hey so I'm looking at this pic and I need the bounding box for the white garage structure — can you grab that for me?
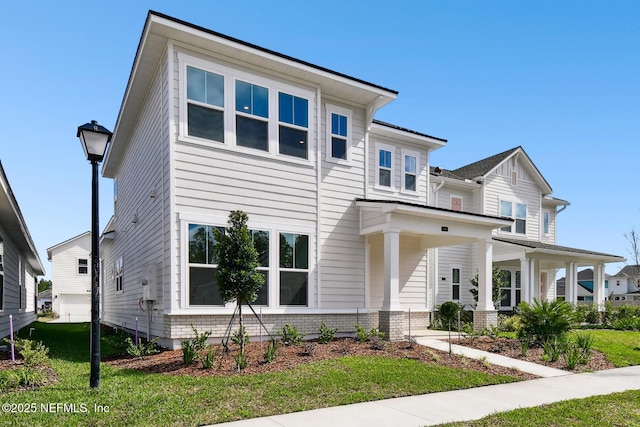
[47,232,92,322]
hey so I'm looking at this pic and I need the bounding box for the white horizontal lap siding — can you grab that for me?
[437,187,473,211]
[485,173,541,240]
[102,63,166,330]
[320,104,365,309]
[51,239,91,296]
[436,244,473,306]
[541,206,557,244]
[399,236,427,309]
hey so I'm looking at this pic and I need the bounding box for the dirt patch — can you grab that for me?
[457,336,615,372]
[105,338,540,379]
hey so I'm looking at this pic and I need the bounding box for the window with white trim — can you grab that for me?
[500,200,527,234]
[0,240,3,310]
[235,80,269,151]
[543,210,550,236]
[452,268,460,300]
[18,256,24,310]
[278,92,308,159]
[450,196,463,211]
[186,66,225,142]
[115,257,123,293]
[376,143,394,188]
[188,224,224,306]
[78,258,88,275]
[326,105,352,162]
[251,230,270,306]
[401,149,419,192]
[279,233,308,306]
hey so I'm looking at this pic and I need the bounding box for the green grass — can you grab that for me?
[1,322,523,426]
[574,329,640,367]
[440,389,640,426]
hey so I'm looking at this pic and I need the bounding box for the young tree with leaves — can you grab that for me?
[213,210,264,365]
[469,267,508,309]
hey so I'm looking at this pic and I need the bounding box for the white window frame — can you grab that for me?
[78,258,89,275]
[451,266,461,301]
[325,104,352,164]
[277,92,310,160]
[450,195,463,212]
[542,209,550,236]
[178,52,315,165]
[498,198,527,235]
[375,142,395,190]
[401,148,420,194]
[278,231,310,307]
[115,257,123,293]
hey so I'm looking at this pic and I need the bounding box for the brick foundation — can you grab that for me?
[378,311,404,341]
[473,309,498,332]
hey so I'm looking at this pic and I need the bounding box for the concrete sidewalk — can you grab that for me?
[213,366,640,427]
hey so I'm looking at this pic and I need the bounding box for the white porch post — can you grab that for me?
[477,238,493,311]
[382,228,401,310]
[594,263,606,311]
[565,262,577,305]
[474,238,497,331]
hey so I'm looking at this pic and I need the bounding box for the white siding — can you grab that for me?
[436,244,474,306]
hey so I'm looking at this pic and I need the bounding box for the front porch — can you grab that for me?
[357,199,512,340]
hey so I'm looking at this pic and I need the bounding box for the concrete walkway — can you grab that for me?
[212,333,640,427]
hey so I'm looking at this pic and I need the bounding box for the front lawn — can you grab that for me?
[578,329,640,367]
[1,322,523,426]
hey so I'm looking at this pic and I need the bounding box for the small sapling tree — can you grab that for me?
[213,210,265,366]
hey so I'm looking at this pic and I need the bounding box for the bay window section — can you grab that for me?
[186,66,224,142]
[235,81,269,151]
[188,224,224,306]
[279,233,308,306]
[278,92,308,159]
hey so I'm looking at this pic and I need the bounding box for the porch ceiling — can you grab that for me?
[493,237,626,268]
[356,199,512,248]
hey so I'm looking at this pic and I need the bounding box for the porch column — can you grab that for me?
[474,238,497,331]
[565,262,578,305]
[520,258,533,304]
[380,228,403,341]
[594,263,606,312]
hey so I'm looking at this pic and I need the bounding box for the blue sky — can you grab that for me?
[1,1,638,278]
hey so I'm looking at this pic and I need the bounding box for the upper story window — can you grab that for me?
[235,80,269,151]
[278,92,308,159]
[187,66,225,143]
[401,149,419,192]
[500,200,527,234]
[326,105,352,163]
[115,257,124,293]
[543,210,550,236]
[78,259,88,275]
[376,143,394,188]
[451,196,463,211]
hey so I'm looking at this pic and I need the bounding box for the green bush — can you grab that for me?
[517,299,576,346]
[231,326,250,347]
[181,340,198,365]
[0,367,45,390]
[280,324,304,346]
[263,339,277,363]
[201,347,217,369]
[498,314,522,332]
[125,337,159,359]
[542,337,565,362]
[318,321,338,344]
[11,338,50,367]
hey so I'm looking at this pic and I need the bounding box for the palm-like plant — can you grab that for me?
[517,298,576,346]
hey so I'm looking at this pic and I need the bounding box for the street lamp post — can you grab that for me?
[77,120,112,389]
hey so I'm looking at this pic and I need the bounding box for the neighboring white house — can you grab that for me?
[37,288,52,311]
[46,232,92,322]
[98,11,624,347]
[0,161,45,338]
[608,265,640,305]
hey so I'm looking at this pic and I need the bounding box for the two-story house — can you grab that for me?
[608,265,640,305]
[0,161,45,338]
[98,11,622,347]
[46,232,92,322]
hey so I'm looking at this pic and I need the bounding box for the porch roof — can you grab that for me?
[493,237,625,265]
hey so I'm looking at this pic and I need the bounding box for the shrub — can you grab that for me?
[563,342,583,370]
[517,299,576,346]
[498,314,522,332]
[125,337,159,359]
[234,352,248,371]
[354,324,370,343]
[280,324,304,346]
[181,340,198,365]
[13,339,50,367]
[263,339,277,363]
[0,367,45,390]
[542,337,565,362]
[574,331,594,360]
[231,326,250,347]
[190,325,211,351]
[318,321,338,344]
[201,347,217,369]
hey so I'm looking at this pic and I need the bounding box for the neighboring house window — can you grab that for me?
[326,105,352,162]
[401,149,419,192]
[452,268,460,300]
[500,270,512,308]
[511,170,518,186]
[515,270,521,306]
[235,80,269,151]
[279,233,308,306]
[188,224,224,306]
[500,200,527,234]
[543,210,550,236]
[451,196,463,211]
[0,240,3,310]
[278,92,308,159]
[115,257,124,293]
[376,143,394,188]
[78,258,88,275]
[186,66,225,142]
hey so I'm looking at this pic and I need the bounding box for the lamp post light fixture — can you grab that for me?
[77,120,112,389]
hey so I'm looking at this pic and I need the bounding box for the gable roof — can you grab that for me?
[613,265,640,278]
[0,161,45,275]
[46,231,91,261]
[451,146,553,194]
[104,11,400,176]
[494,237,625,263]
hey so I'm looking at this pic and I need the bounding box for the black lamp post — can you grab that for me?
[77,120,112,389]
